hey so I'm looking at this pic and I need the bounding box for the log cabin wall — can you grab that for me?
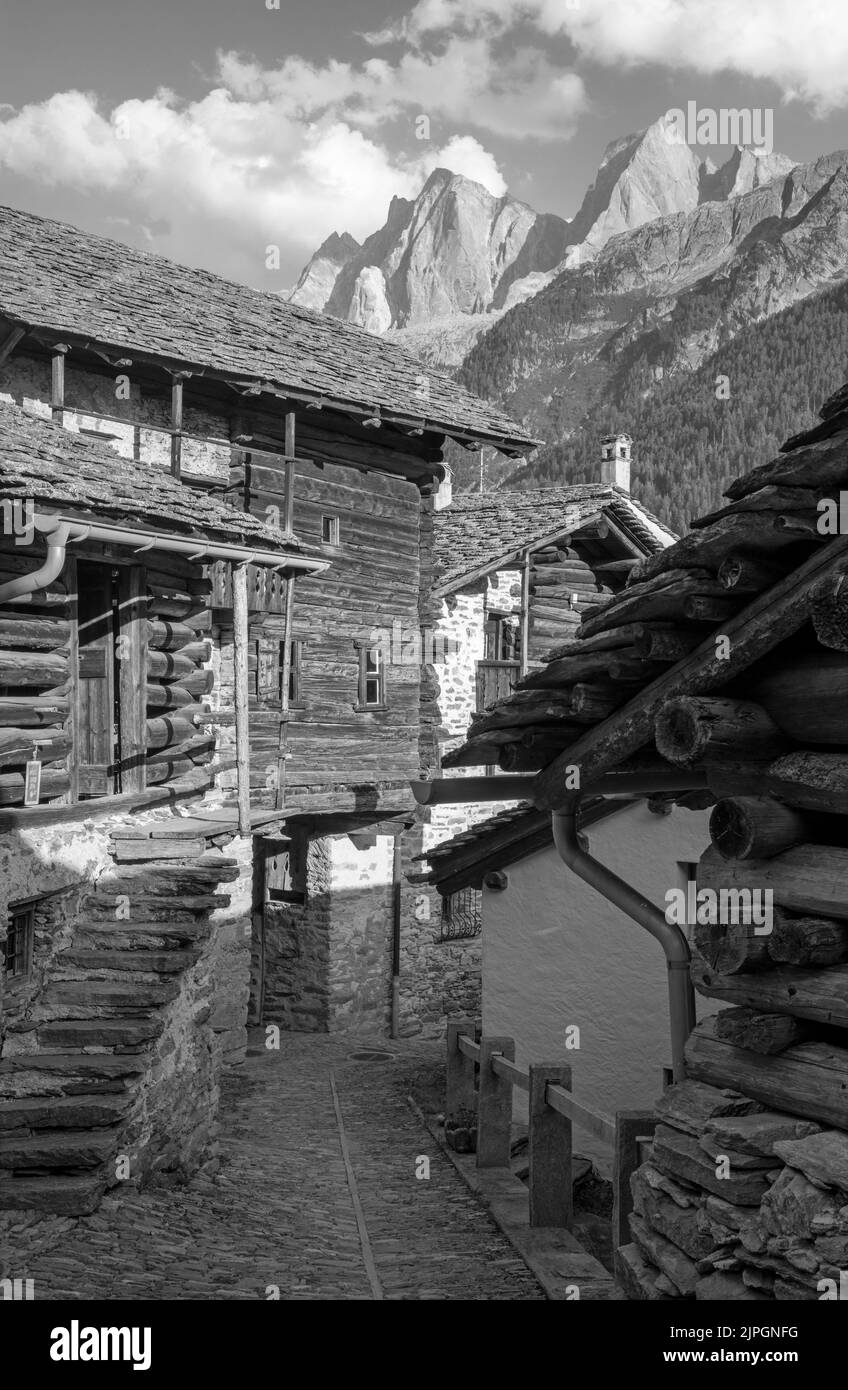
[0,351,434,810]
[223,453,425,807]
[0,519,257,1213]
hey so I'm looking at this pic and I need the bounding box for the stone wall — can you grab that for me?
[256,838,333,1032]
[0,353,230,480]
[0,802,257,1213]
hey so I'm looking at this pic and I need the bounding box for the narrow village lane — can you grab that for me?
[4,1034,546,1301]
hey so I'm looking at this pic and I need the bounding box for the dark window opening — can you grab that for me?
[265,832,307,905]
[286,639,304,706]
[437,888,482,943]
[484,613,520,663]
[4,899,35,978]
[321,515,340,545]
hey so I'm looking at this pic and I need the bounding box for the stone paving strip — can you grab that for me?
[1,1034,546,1301]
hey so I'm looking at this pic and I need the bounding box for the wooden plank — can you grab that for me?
[685,1016,848,1129]
[491,1054,530,1092]
[690,957,848,1028]
[532,538,848,809]
[117,566,147,794]
[232,561,252,835]
[545,1083,616,1147]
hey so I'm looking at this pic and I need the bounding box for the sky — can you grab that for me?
[1,0,848,292]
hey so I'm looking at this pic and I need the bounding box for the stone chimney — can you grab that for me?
[600,433,632,493]
[434,464,453,511]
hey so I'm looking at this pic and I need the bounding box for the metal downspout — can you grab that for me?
[551,806,697,1083]
[0,520,74,603]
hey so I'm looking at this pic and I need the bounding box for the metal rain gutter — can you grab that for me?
[0,510,329,604]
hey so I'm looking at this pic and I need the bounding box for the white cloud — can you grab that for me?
[417,135,507,193]
[382,0,848,115]
[0,78,518,283]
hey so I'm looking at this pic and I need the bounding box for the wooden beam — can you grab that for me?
[275,573,296,810]
[0,323,26,367]
[520,550,531,677]
[170,372,190,478]
[232,562,252,835]
[284,411,297,536]
[51,344,69,425]
[530,537,848,810]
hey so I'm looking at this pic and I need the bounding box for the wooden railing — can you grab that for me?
[447,1018,658,1245]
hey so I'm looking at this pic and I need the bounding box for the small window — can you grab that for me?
[4,899,35,979]
[321,515,340,545]
[437,889,482,943]
[265,833,307,906]
[286,640,304,707]
[356,643,386,710]
[255,637,305,708]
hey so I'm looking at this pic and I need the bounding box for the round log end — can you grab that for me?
[655,699,705,766]
[710,798,753,860]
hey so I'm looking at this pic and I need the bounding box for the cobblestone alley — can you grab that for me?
[1,1034,546,1301]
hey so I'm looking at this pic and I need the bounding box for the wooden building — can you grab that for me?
[0,204,533,1210]
[417,379,848,1300]
[0,400,322,1214]
[403,467,677,1034]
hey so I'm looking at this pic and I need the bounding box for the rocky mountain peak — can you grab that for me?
[289,112,800,340]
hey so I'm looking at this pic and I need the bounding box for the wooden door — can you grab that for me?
[76,561,118,797]
[475,659,520,713]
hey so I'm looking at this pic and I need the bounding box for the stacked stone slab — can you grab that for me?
[617,1079,848,1299]
[0,824,240,1214]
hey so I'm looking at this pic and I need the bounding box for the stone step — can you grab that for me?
[94,864,241,895]
[0,1128,117,1170]
[62,948,199,974]
[0,1172,106,1214]
[75,922,212,946]
[80,895,227,922]
[0,1093,131,1131]
[0,1053,147,1098]
[35,1018,163,1049]
[36,980,181,1017]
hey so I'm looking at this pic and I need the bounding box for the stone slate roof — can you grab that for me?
[0,203,536,453]
[434,485,674,594]
[0,400,310,554]
[415,797,629,890]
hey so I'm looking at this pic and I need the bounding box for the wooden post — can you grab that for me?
[476,1036,514,1169]
[170,373,190,479]
[66,556,80,805]
[117,565,147,793]
[520,550,531,677]
[528,1063,572,1229]
[232,561,252,836]
[446,1017,477,1122]
[51,344,69,425]
[275,572,296,809]
[284,411,297,535]
[613,1110,658,1251]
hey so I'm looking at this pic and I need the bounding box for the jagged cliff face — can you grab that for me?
[289,114,799,341]
[296,171,571,333]
[459,150,848,443]
[289,231,361,313]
